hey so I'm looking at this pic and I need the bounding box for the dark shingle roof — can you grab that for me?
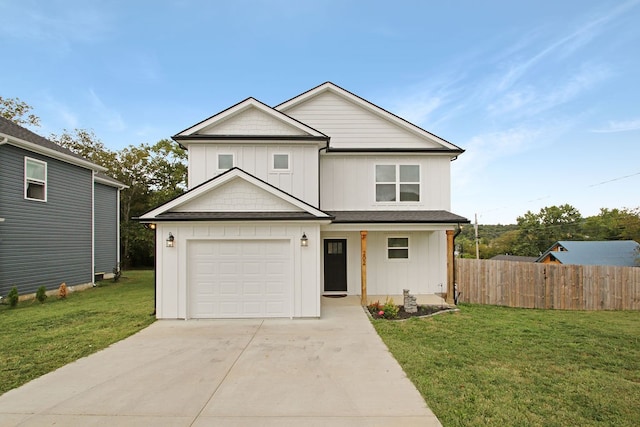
[0,116,91,163]
[328,210,469,223]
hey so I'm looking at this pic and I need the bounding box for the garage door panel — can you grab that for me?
[189,240,291,318]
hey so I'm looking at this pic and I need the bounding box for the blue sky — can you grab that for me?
[2,0,639,224]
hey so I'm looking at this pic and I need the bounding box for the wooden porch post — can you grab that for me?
[446,229,455,305]
[360,230,368,306]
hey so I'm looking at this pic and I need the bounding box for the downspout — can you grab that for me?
[91,171,96,284]
[317,138,329,210]
[453,223,463,305]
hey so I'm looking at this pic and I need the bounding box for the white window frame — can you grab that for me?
[24,157,47,202]
[375,164,420,203]
[387,236,409,260]
[217,153,234,171]
[272,153,290,172]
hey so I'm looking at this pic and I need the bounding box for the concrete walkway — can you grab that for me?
[0,296,441,426]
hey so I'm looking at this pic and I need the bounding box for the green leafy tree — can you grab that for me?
[0,96,40,127]
[583,207,640,242]
[513,204,583,256]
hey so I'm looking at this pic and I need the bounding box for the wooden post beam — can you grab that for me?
[360,230,368,306]
[446,229,456,305]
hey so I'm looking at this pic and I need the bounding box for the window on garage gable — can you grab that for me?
[218,153,234,170]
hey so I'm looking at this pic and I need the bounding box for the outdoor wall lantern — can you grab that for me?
[166,232,175,248]
[300,232,309,247]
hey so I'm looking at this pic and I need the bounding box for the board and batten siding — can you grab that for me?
[282,91,442,149]
[0,145,93,296]
[94,182,118,274]
[321,230,447,296]
[188,143,319,206]
[320,154,451,211]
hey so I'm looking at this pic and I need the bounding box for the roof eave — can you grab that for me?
[1,132,107,172]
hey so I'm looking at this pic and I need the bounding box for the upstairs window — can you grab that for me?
[25,157,47,201]
[387,237,409,259]
[272,153,289,171]
[218,154,234,170]
[375,164,420,202]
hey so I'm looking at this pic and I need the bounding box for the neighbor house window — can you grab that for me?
[218,154,234,170]
[273,153,289,170]
[387,237,409,259]
[25,157,47,201]
[375,164,420,202]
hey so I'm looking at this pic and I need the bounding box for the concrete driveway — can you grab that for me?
[0,296,441,426]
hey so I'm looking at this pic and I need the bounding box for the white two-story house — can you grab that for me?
[140,82,468,319]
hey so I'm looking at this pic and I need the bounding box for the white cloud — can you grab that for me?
[590,118,640,133]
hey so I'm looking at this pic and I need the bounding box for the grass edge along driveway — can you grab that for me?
[0,270,155,395]
[373,304,640,427]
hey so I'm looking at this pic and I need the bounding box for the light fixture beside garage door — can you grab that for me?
[166,232,175,248]
[301,232,309,247]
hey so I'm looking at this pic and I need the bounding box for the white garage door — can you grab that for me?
[189,240,291,318]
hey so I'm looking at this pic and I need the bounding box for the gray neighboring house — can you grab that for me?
[0,117,125,297]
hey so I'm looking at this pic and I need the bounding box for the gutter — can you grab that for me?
[0,136,8,145]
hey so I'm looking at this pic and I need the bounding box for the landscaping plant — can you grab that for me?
[7,287,19,307]
[35,286,48,303]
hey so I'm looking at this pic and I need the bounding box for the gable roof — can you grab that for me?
[0,116,106,172]
[138,167,332,222]
[537,240,640,267]
[276,82,464,154]
[173,97,328,142]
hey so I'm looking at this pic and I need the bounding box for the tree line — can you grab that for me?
[458,204,640,259]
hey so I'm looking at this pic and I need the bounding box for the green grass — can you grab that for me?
[0,270,155,395]
[373,304,640,427]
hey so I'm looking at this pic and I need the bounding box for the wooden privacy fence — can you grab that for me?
[456,259,640,310]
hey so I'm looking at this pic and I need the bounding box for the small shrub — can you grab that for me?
[7,287,19,307]
[382,298,399,319]
[58,283,68,299]
[36,286,48,303]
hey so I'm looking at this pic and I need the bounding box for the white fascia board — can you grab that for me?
[177,98,326,138]
[0,132,107,172]
[94,173,129,189]
[277,83,462,152]
[140,169,331,220]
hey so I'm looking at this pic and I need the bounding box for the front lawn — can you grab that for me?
[0,270,155,395]
[373,304,640,427]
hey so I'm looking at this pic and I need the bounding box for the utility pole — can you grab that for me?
[474,213,480,259]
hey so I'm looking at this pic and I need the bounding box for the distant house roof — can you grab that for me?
[537,240,640,267]
[490,255,538,263]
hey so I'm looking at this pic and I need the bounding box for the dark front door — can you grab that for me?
[324,239,347,292]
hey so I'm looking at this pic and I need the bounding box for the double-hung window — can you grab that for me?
[25,157,47,201]
[375,164,420,202]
